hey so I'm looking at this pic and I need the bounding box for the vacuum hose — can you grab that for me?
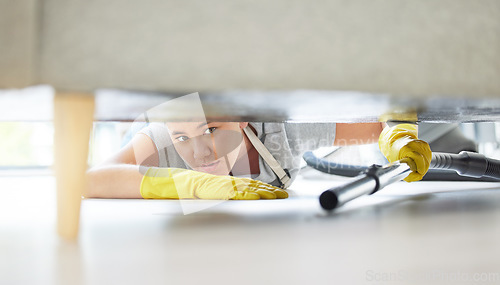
[430,151,500,179]
[303,151,500,181]
[318,151,500,210]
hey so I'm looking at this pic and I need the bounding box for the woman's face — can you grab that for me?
[166,122,249,175]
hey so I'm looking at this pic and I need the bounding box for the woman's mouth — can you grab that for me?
[195,160,221,174]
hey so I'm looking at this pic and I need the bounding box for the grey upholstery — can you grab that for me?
[1,0,499,97]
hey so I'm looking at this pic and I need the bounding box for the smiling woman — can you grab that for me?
[85,117,389,200]
[165,122,253,176]
[85,121,290,200]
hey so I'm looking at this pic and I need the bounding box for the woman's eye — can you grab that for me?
[204,127,217,135]
[176,136,189,142]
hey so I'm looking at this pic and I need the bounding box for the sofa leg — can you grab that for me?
[54,93,94,240]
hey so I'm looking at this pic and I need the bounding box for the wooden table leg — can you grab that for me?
[54,92,94,240]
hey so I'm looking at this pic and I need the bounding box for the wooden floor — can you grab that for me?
[2,173,500,285]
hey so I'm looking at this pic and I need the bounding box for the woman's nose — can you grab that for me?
[192,137,213,160]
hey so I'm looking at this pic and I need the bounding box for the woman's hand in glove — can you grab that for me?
[378,124,432,182]
[140,167,288,199]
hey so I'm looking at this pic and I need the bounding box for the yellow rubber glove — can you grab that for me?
[140,167,288,200]
[378,124,432,182]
